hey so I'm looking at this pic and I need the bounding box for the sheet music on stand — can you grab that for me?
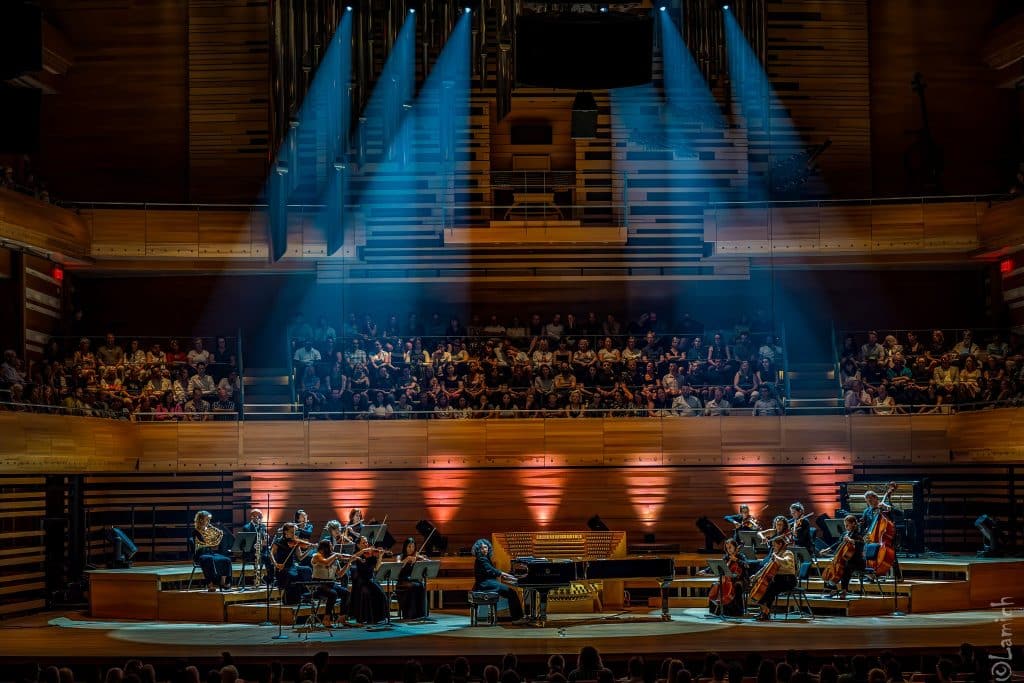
[706,559,730,577]
[738,530,764,549]
[375,561,403,584]
[409,560,440,581]
[362,524,388,547]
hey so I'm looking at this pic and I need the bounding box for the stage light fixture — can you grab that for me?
[409,7,415,12]
[105,526,137,568]
[599,5,608,11]
[465,6,471,13]
[722,4,729,9]
[659,5,666,10]
[346,5,352,10]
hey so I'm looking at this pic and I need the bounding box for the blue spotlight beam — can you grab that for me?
[724,9,806,199]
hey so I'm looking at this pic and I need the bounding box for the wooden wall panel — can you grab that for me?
[0,189,90,260]
[39,0,189,203]
[187,0,270,202]
[7,411,1024,473]
[0,476,47,617]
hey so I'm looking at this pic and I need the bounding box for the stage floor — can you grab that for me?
[4,605,1022,662]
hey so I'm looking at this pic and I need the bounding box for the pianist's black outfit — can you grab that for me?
[396,557,428,620]
[350,553,388,624]
[271,537,313,604]
[473,551,523,620]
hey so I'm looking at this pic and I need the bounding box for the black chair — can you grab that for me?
[185,538,201,590]
[773,588,814,620]
[467,591,500,626]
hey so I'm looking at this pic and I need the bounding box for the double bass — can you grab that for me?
[865,482,897,576]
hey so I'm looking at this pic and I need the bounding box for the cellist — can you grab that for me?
[708,538,749,617]
[862,483,898,578]
[750,535,797,621]
[821,514,865,600]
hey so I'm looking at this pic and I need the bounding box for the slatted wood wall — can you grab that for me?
[187,0,271,202]
[83,473,236,563]
[22,254,63,365]
[763,0,871,196]
[0,476,47,618]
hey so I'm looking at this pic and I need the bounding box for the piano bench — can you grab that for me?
[468,591,500,626]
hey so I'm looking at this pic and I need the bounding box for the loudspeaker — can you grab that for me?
[571,92,598,139]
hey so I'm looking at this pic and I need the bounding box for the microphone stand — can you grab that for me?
[890,552,904,616]
[261,492,274,627]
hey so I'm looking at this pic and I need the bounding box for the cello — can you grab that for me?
[821,534,856,586]
[865,482,897,576]
[708,540,745,615]
[748,553,779,603]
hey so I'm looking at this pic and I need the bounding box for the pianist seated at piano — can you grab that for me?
[471,538,527,623]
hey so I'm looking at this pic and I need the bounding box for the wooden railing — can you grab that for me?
[0,188,91,260]
[4,409,1024,473]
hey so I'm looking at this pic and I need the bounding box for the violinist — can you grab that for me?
[342,508,364,543]
[396,537,429,621]
[787,502,813,550]
[270,522,314,604]
[310,539,351,627]
[751,535,797,621]
[822,514,864,600]
[295,509,315,540]
[192,510,232,592]
[322,520,347,548]
[708,538,749,617]
[471,538,526,623]
[758,515,790,546]
[348,535,389,625]
[724,504,762,535]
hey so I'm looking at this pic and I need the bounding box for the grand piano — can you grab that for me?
[492,531,675,624]
[511,556,676,623]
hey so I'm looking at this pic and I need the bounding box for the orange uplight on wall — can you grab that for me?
[1001,259,1013,275]
[52,265,64,282]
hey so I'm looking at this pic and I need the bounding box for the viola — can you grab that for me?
[866,482,897,576]
[821,535,856,585]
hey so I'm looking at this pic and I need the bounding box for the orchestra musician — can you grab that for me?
[723,504,762,540]
[861,488,896,530]
[295,509,315,566]
[822,514,865,600]
[708,538,749,617]
[471,538,525,623]
[192,511,232,592]
[321,520,347,548]
[349,535,389,625]
[752,535,797,621]
[396,537,428,621]
[787,502,813,550]
[758,515,790,545]
[342,508,365,544]
[242,508,271,585]
[310,539,351,627]
[270,522,314,604]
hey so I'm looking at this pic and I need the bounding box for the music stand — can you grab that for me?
[410,560,441,620]
[738,530,764,550]
[823,519,846,541]
[231,532,257,589]
[791,546,819,588]
[372,561,398,628]
[362,523,388,546]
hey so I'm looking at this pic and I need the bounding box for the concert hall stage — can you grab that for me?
[1,553,1020,666]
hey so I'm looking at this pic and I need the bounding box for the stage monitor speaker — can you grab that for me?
[516,12,653,89]
[0,86,40,154]
[0,2,42,80]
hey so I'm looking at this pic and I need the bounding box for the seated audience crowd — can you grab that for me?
[0,155,54,203]
[8,642,1011,683]
[840,329,1024,414]
[287,310,786,419]
[0,335,239,420]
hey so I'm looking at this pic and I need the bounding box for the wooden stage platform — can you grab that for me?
[0,552,993,665]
